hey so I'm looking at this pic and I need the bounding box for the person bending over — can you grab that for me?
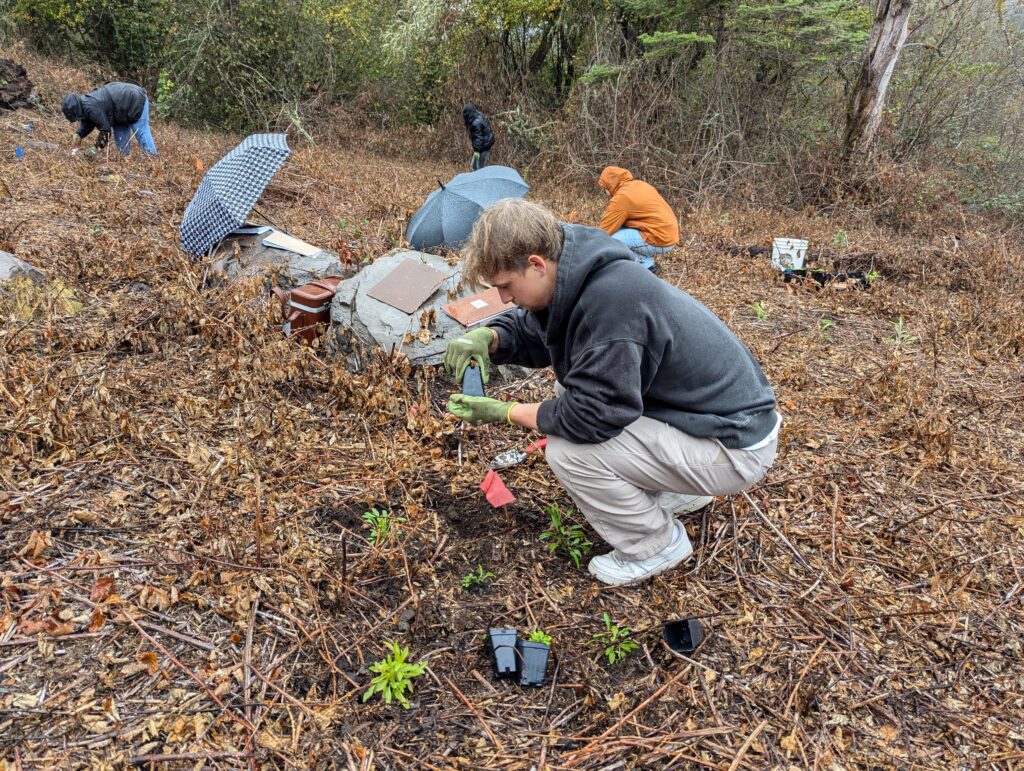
[444,198,780,586]
[62,82,157,157]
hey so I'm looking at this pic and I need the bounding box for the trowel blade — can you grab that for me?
[490,449,528,469]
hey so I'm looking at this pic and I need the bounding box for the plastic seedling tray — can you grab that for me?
[487,628,518,679]
[515,640,550,687]
[662,617,705,654]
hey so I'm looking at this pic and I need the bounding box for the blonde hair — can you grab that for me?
[461,198,564,287]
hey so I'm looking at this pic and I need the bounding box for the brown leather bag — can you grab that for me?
[271,277,341,344]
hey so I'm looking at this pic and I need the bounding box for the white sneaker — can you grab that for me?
[656,492,713,514]
[587,520,694,586]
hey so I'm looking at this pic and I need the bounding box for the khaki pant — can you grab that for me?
[546,385,778,559]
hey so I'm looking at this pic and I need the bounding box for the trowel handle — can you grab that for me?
[525,438,548,454]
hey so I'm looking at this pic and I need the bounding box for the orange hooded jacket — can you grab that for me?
[598,167,680,248]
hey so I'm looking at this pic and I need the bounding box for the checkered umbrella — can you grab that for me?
[407,165,529,250]
[179,133,291,257]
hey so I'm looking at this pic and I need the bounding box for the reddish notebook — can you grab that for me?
[441,287,516,327]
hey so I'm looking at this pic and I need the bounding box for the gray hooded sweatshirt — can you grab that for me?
[488,224,777,448]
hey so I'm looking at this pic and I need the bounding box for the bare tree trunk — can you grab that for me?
[841,0,913,163]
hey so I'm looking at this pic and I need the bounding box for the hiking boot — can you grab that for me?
[587,520,693,586]
[657,492,713,514]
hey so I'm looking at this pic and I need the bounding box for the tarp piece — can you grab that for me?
[180,133,291,257]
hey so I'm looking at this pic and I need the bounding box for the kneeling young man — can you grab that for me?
[445,199,780,586]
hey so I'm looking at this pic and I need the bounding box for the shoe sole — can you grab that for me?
[588,545,694,587]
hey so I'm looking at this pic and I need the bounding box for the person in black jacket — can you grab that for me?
[463,103,494,171]
[61,82,157,157]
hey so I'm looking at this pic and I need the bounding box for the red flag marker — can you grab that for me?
[480,470,516,507]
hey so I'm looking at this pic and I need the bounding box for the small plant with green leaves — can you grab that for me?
[362,508,406,546]
[866,270,881,283]
[591,612,638,665]
[833,229,848,249]
[539,502,592,569]
[362,641,426,709]
[817,317,834,342]
[460,564,495,590]
[749,301,770,320]
[527,629,552,646]
[886,316,919,348]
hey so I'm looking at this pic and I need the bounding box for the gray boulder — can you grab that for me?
[330,249,479,368]
[208,233,347,288]
[0,251,45,283]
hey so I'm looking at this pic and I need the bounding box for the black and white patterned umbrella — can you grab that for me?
[179,133,291,257]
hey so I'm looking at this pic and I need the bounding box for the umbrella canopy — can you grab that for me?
[407,165,529,250]
[179,133,291,257]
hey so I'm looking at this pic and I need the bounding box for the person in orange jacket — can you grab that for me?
[598,167,679,271]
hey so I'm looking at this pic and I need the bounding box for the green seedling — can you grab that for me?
[833,229,848,249]
[817,317,834,342]
[591,612,638,665]
[362,641,426,709]
[866,270,881,282]
[539,502,592,569]
[886,316,919,348]
[460,564,495,590]
[362,507,405,546]
[748,301,770,320]
[527,629,552,646]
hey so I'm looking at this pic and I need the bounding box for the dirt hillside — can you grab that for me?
[2,49,1023,769]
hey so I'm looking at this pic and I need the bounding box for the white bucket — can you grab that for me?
[770,237,808,270]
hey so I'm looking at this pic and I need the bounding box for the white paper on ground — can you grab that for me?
[262,230,320,256]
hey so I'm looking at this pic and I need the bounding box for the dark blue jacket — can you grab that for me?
[489,225,777,447]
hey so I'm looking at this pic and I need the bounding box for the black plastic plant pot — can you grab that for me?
[515,640,550,687]
[663,617,705,654]
[487,628,519,679]
[462,362,485,397]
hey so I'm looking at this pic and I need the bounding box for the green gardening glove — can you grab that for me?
[444,327,495,384]
[447,395,518,425]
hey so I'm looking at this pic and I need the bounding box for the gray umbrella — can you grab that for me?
[407,165,529,250]
[179,133,291,257]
